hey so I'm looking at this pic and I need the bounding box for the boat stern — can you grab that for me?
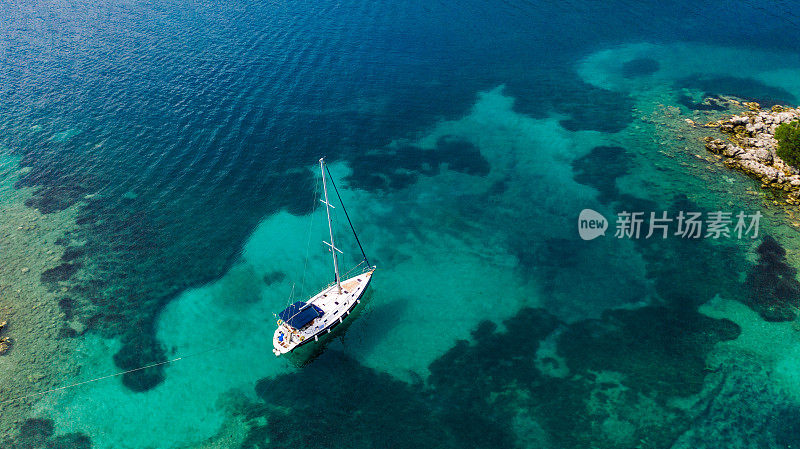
[272,324,295,356]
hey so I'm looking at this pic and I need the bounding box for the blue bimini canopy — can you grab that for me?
[278,301,324,329]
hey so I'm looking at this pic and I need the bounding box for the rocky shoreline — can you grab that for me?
[703,105,800,202]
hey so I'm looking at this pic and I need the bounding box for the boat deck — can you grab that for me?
[273,269,373,355]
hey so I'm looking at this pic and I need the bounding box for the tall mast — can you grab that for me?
[320,158,342,293]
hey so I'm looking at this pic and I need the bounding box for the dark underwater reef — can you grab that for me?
[744,235,800,321]
[675,75,798,111]
[5,418,90,449]
[344,136,489,192]
[622,57,660,78]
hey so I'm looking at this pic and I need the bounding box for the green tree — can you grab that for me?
[775,120,800,167]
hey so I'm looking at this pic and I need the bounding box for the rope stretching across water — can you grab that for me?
[0,345,225,406]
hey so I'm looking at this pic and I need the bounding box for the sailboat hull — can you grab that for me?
[272,268,374,356]
[280,288,373,366]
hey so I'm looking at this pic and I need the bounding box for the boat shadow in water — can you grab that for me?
[283,288,376,367]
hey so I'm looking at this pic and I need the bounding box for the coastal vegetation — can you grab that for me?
[775,120,800,168]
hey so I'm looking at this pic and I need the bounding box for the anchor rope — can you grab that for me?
[0,344,227,406]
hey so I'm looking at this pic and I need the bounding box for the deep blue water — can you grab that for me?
[3,0,800,447]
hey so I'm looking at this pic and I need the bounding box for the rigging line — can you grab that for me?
[0,345,227,406]
[323,162,369,266]
[342,259,367,277]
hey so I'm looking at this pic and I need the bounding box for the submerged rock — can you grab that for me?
[0,320,9,355]
[0,336,12,355]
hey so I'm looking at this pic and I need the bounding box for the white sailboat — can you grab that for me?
[272,158,376,356]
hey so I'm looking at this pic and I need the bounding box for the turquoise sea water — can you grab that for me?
[3,1,800,448]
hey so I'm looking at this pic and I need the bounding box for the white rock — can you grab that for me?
[778,112,796,123]
[723,145,744,157]
[730,116,749,125]
[753,149,772,163]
